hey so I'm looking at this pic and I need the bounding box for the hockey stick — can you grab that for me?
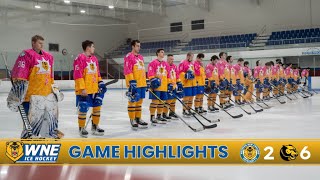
[230,84,263,113]
[306,78,318,94]
[266,82,286,104]
[300,86,314,96]
[269,90,286,104]
[217,92,252,115]
[171,93,220,123]
[283,82,299,99]
[149,90,212,132]
[298,83,314,96]
[104,79,119,86]
[275,81,294,100]
[291,82,310,98]
[239,84,271,109]
[203,93,243,118]
[1,53,36,138]
[238,93,263,112]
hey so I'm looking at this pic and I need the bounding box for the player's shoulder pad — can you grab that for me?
[19,51,26,57]
[125,52,132,58]
[74,53,84,61]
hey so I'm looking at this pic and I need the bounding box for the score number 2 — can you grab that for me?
[264,146,311,160]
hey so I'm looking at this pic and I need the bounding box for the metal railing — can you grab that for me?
[268,37,320,45]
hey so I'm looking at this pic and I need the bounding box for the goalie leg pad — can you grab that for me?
[21,95,46,137]
[43,93,60,138]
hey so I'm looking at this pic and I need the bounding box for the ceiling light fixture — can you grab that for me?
[34,4,41,9]
[64,0,71,4]
[108,5,114,9]
[80,9,86,13]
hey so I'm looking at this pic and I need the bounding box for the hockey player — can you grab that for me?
[276,60,286,96]
[262,62,272,100]
[292,67,300,92]
[123,40,148,129]
[178,52,197,117]
[231,58,245,105]
[254,60,264,102]
[217,52,231,109]
[194,53,207,114]
[205,55,220,113]
[74,40,107,137]
[163,54,183,120]
[243,61,254,103]
[301,67,310,87]
[8,35,64,139]
[226,56,235,108]
[148,49,172,124]
[271,61,280,97]
[285,63,294,94]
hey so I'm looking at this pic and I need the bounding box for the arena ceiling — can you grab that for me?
[0,0,209,23]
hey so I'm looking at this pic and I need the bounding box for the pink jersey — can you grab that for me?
[301,69,309,77]
[293,69,300,80]
[168,63,180,88]
[148,59,171,91]
[254,66,266,82]
[11,49,54,102]
[73,53,102,95]
[253,66,261,79]
[124,52,147,88]
[217,59,231,80]
[285,67,293,78]
[178,59,196,87]
[194,60,206,86]
[232,64,245,84]
[243,66,252,77]
[271,65,279,80]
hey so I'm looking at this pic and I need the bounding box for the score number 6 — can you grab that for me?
[264,146,311,160]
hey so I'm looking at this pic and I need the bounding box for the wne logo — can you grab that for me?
[6,141,61,163]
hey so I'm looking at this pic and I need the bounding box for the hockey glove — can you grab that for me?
[176,82,183,93]
[185,70,195,80]
[150,78,161,89]
[128,80,138,95]
[98,81,107,94]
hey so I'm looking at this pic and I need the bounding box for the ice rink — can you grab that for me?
[1,89,320,139]
[1,89,320,180]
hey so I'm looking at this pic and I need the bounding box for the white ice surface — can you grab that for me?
[1,89,319,138]
[1,90,320,179]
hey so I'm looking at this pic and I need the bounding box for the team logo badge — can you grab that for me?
[240,143,260,163]
[280,144,298,161]
[6,141,24,163]
[135,59,145,70]
[42,61,49,71]
[5,141,61,163]
[86,60,97,74]
[90,63,95,71]
[36,57,51,74]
